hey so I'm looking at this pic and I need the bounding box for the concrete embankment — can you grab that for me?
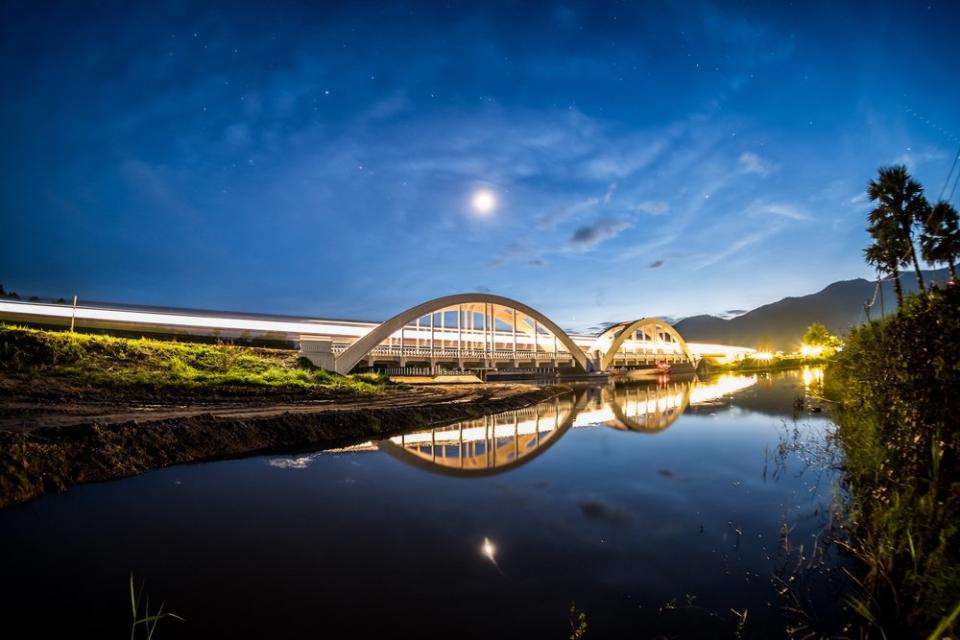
[0,383,567,509]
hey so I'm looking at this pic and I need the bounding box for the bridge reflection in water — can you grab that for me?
[376,374,757,476]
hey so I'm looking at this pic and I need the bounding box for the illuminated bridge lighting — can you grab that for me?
[300,373,762,477]
[0,295,755,374]
[370,373,761,476]
[377,397,581,475]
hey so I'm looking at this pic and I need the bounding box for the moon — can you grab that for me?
[471,189,497,216]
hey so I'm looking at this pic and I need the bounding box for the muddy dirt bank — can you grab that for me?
[0,382,568,509]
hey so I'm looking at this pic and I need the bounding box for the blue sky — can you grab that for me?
[2,0,959,330]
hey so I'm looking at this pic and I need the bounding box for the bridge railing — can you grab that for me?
[346,344,576,360]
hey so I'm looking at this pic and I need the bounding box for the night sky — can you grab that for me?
[2,1,959,329]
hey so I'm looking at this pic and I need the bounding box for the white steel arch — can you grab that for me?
[333,293,592,375]
[595,318,695,371]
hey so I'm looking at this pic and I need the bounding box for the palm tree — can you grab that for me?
[920,200,960,282]
[865,214,908,306]
[866,166,927,293]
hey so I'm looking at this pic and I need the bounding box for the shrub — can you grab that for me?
[827,285,960,636]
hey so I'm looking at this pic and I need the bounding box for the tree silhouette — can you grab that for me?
[920,200,960,282]
[865,212,908,306]
[866,165,928,293]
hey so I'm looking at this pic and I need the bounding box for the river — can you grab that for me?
[0,368,847,638]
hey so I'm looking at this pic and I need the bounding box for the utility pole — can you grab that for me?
[70,295,78,332]
[878,277,885,318]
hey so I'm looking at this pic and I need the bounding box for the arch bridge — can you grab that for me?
[303,293,696,376]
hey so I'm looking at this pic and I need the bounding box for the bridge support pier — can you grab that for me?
[299,336,335,371]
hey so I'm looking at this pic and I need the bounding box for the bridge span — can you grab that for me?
[0,295,755,375]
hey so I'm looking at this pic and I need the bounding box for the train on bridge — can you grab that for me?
[0,293,756,378]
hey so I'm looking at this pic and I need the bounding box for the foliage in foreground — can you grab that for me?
[130,573,184,639]
[863,165,959,305]
[0,324,389,394]
[826,285,960,638]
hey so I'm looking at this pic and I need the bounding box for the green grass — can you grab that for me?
[130,572,184,639]
[825,285,960,638]
[0,324,390,394]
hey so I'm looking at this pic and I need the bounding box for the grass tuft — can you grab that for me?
[0,324,390,394]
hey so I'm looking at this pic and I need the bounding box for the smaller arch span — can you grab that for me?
[595,317,695,371]
[334,293,592,375]
[604,383,691,433]
[377,391,589,477]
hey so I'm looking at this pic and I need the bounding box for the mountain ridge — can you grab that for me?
[674,269,951,351]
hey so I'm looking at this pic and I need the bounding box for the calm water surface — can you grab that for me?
[0,369,843,638]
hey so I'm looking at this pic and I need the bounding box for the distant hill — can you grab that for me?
[674,269,951,351]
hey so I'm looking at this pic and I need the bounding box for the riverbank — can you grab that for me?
[826,285,959,638]
[0,380,567,509]
[0,325,569,508]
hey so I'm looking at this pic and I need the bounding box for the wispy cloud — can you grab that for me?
[489,241,545,268]
[738,151,777,177]
[693,227,781,270]
[847,192,872,212]
[750,201,814,221]
[602,182,617,204]
[537,196,600,230]
[581,140,668,180]
[712,309,748,319]
[892,147,947,170]
[634,200,670,215]
[538,183,617,229]
[570,219,632,250]
[615,231,679,261]
[359,92,412,121]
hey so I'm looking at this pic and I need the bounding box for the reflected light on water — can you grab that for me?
[573,386,687,428]
[481,537,504,575]
[688,374,758,404]
[481,537,496,561]
[274,374,763,476]
[390,417,560,444]
[377,375,763,475]
[0,368,839,639]
[802,366,824,387]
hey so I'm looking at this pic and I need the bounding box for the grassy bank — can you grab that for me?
[825,285,960,637]
[0,324,388,394]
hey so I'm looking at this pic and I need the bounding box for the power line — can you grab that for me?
[949,160,960,204]
[938,144,960,202]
